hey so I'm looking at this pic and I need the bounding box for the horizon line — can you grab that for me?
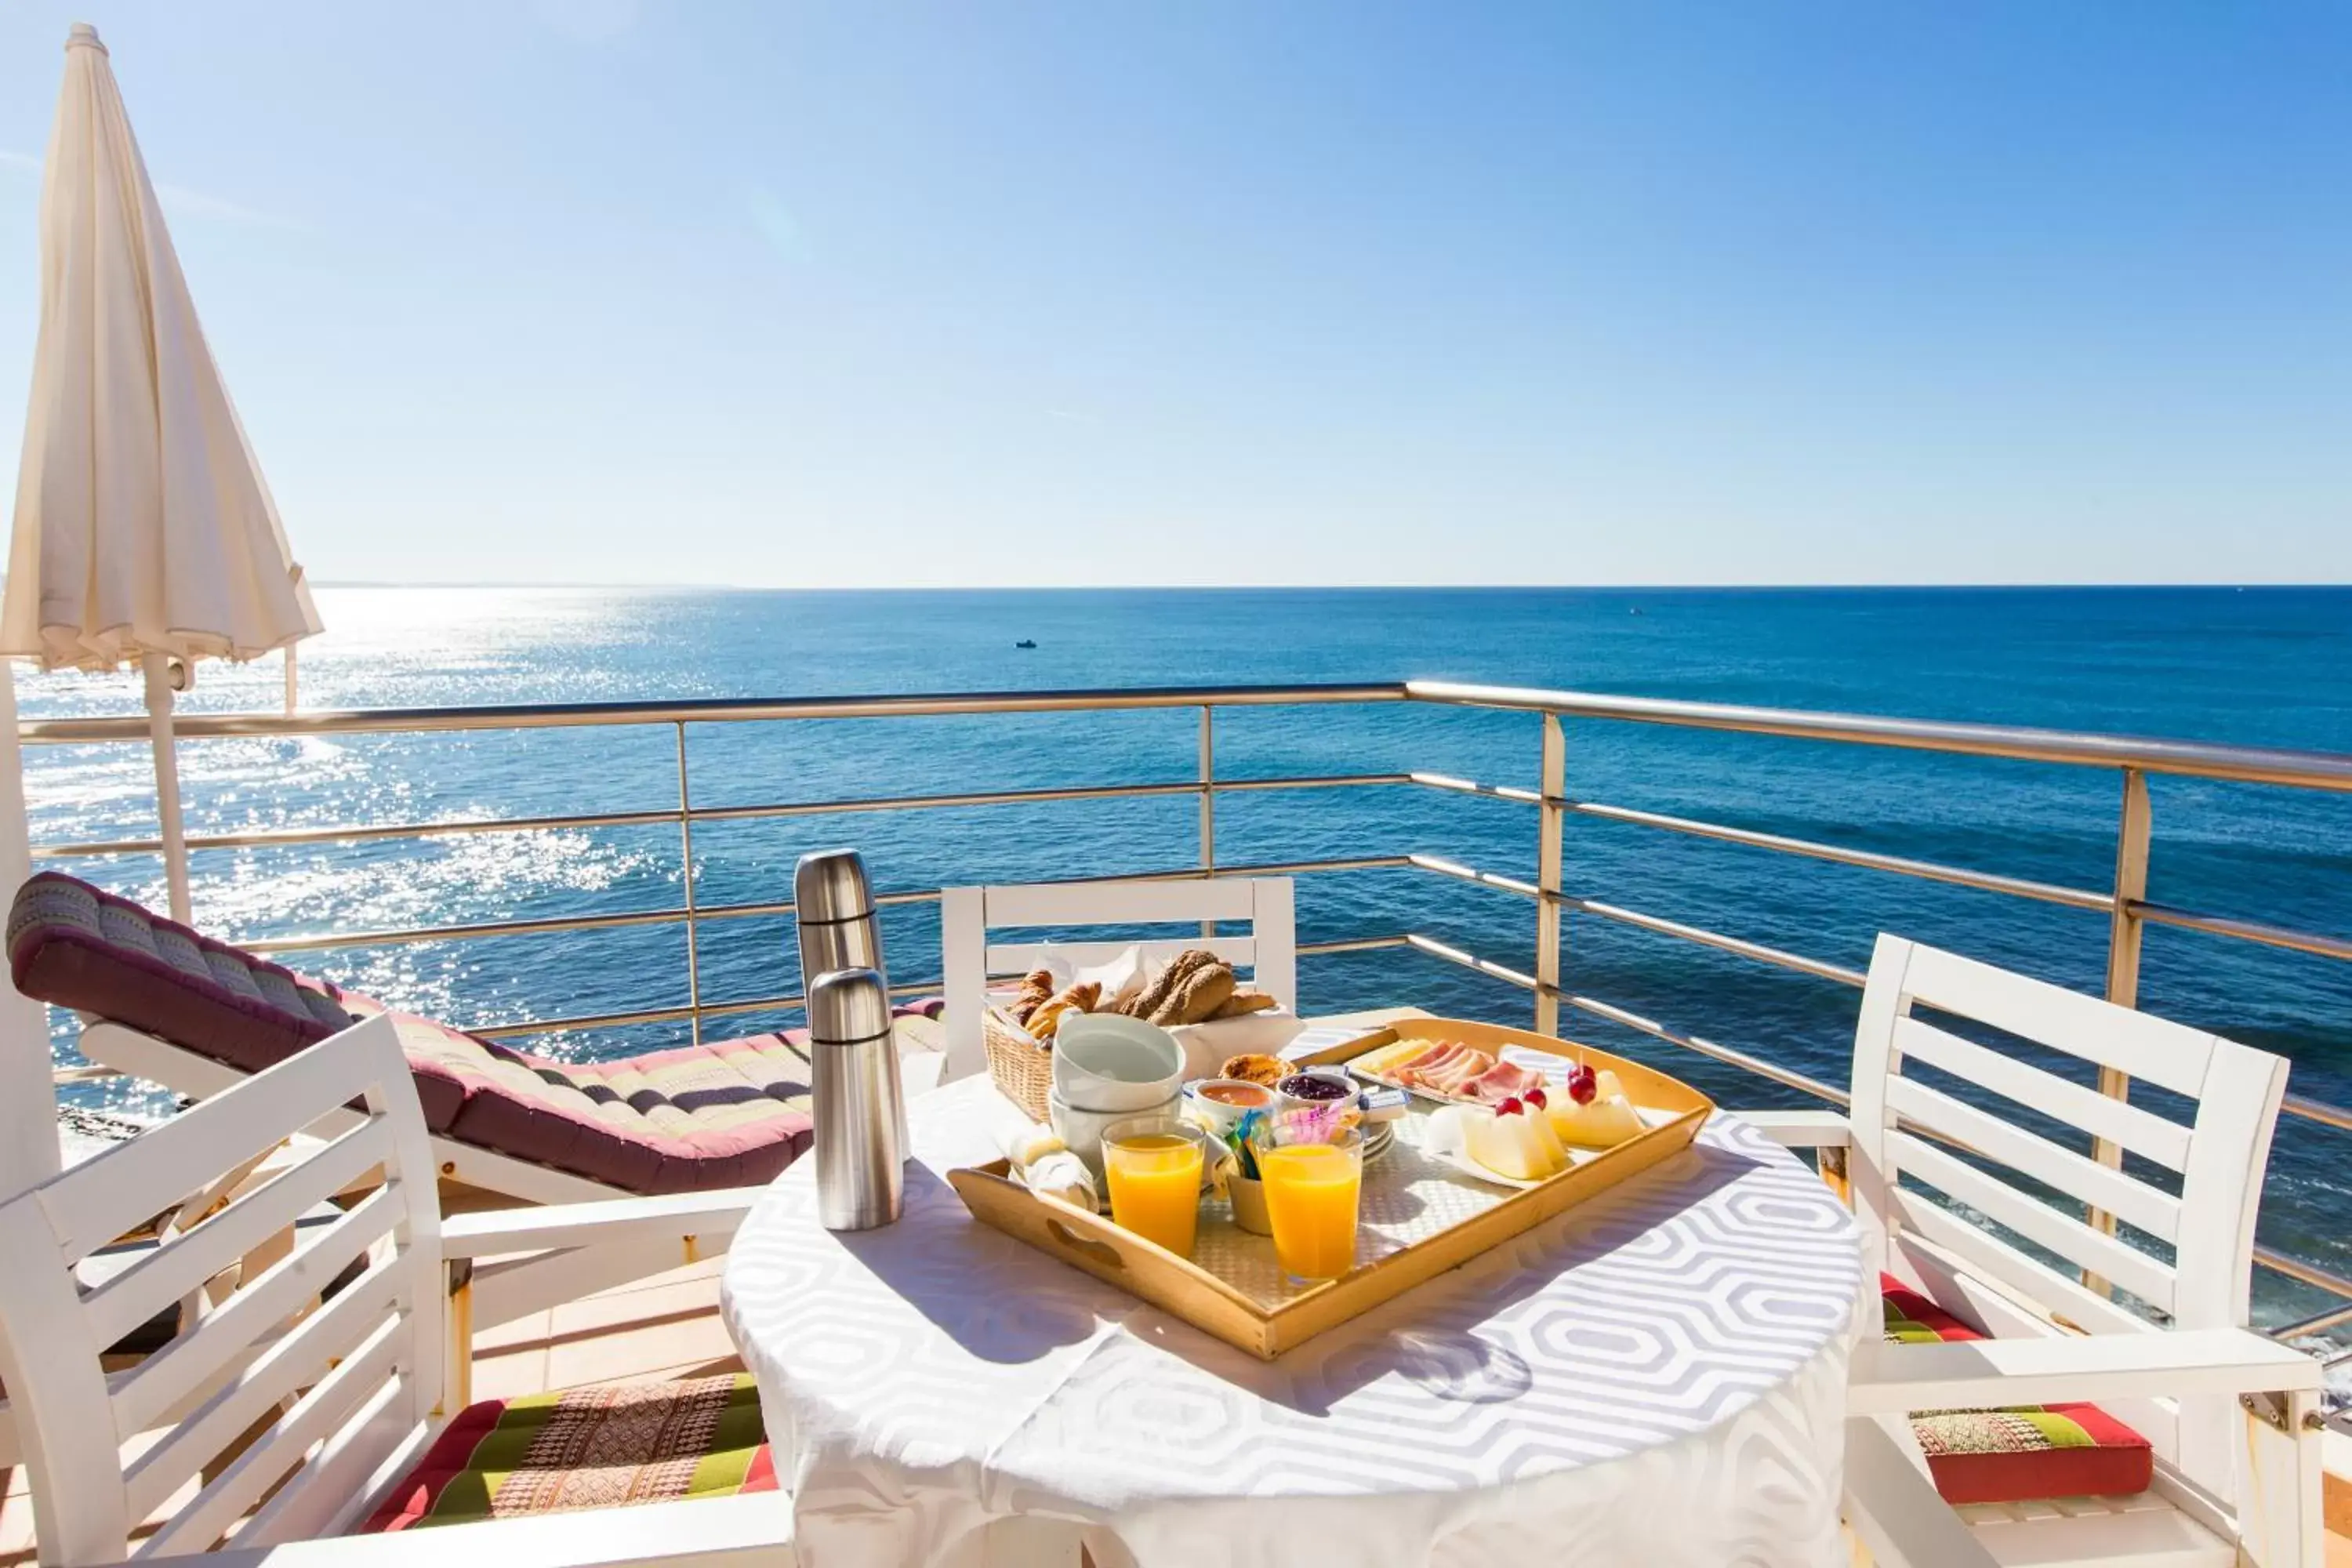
[305,579,2352,593]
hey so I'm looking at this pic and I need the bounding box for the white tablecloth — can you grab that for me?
[722,1074,1864,1568]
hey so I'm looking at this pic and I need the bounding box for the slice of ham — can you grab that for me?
[1394,1040,1490,1093]
[1464,1059,1546,1105]
[1390,1041,1463,1080]
[1417,1046,1496,1097]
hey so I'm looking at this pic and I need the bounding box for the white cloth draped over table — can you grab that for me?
[723,1075,1867,1568]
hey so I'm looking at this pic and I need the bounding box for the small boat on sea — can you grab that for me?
[1015,638,1037,648]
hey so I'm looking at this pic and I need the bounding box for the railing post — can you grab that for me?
[2084,766,2152,1286]
[1534,713,1566,1036]
[1198,706,1216,938]
[676,723,703,1045]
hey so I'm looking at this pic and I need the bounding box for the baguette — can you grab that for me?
[1117,949,1221,1020]
[1206,989,1278,1021]
[1150,961,1235,1025]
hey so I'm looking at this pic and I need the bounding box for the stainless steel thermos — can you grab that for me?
[806,966,905,1230]
[795,849,908,1228]
[793,848,887,981]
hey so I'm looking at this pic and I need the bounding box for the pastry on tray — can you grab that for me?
[1009,967,1056,1025]
[1219,1053,1287,1087]
[1207,989,1277,1020]
[1025,981,1101,1042]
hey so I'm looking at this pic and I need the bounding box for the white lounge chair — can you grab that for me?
[16,871,940,1208]
[0,1012,784,1566]
[938,874,1297,1080]
[1747,934,2324,1568]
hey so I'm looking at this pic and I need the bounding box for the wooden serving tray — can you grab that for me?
[947,1015,1714,1359]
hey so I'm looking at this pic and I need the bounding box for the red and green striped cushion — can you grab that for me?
[1881,1276,2153,1505]
[359,1374,776,1532]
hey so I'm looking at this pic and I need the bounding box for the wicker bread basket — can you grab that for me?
[982,1004,1055,1122]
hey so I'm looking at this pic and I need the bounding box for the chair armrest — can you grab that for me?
[1850,1327,2323,1416]
[439,1188,765,1259]
[194,1490,793,1568]
[1732,1109,1852,1148]
[1843,1416,1998,1568]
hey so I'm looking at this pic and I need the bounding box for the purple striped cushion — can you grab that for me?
[9,872,951,1195]
[9,872,354,1070]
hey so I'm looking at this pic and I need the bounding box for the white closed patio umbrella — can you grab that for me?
[1,22,323,936]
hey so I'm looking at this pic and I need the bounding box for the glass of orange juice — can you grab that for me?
[1253,1112,1363,1281]
[1101,1116,1210,1258]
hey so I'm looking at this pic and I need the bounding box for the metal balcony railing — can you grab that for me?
[21,678,2352,1343]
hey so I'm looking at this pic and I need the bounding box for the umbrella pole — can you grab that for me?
[0,661,61,1193]
[143,652,193,924]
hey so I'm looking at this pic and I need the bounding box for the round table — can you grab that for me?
[722,1073,1864,1568]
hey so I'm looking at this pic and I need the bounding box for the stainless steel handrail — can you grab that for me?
[22,677,2352,1329]
[16,681,1412,743]
[1406,679,2352,792]
[31,773,1413,859]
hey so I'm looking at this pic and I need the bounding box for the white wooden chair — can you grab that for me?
[0,1012,785,1566]
[938,876,1297,1080]
[1744,934,2324,1568]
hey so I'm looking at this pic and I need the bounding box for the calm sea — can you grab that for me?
[17,585,2352,1333]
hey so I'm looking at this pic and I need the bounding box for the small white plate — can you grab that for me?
[1416,1103,1676,1189]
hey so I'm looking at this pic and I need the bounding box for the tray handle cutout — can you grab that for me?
[1045,1217,1127,1271]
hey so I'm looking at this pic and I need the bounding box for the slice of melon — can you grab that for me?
[1463,1105,1566,1181]
[1548,1091,1644,1149]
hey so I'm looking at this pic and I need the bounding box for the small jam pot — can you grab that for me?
[1275,1068,1356,1108]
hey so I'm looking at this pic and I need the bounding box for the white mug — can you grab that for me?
[1051,1014,1184,1112]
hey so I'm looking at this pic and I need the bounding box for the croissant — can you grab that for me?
[1010,968,1056,1024]
[1025,981,1102,1043]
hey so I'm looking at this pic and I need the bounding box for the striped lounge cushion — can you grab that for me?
[1882,1276,2154,1505]
[359,1374,776,1531]
[10,871,945,1195]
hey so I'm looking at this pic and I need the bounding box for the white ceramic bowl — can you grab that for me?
[1052,1014,1185,1112]
[1183,1077,1278,1140]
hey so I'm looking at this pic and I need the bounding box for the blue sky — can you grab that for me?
[1,2,2347,587]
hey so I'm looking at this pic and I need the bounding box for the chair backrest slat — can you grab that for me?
[1889,942,2217,1098]
[1887,1131,2177,1312]
[121,1251,405,1526]
[1882,1076,2182,1243]
[81,1116,390,1352]
[942,877,1298,1080]
[982,877,1264,927]
[33,1031,398,1264]
[982,935,1257,979]
[1888,1185,2152,1337]
[139,1315,408,1559]
[1892,1015,2194,1171]
[109,1181,404,1439]
[0,1014,442,1566]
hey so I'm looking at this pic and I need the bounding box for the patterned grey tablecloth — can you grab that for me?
[721,1073,1864,1568]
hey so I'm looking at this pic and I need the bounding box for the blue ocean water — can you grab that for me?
[17,584,2352,1329]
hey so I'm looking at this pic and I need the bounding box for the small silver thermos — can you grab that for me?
[794,848,908,1160]
[808,967,905,1230]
